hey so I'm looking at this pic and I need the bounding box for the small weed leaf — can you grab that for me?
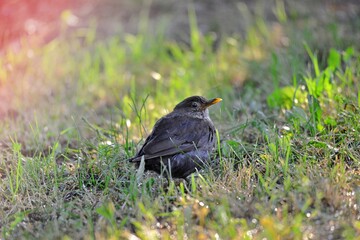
[343,47,354,62]
[327,49,341,71]
[267,86,307,109]
[8,141,23,199]
[324,116,337,127]
[222,140,242,158]
[3,211,30,237]
[285,106,308,127]
[145,177,155,192]
[307,95,324,134]
[304,70,333,99]
[96,201,116,227]
[304,43,320,77]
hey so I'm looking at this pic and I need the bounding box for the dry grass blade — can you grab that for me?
[136,155,145,182]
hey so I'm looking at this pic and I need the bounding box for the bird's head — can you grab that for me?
[174,96,222,113]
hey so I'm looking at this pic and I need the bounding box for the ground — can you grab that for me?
[0,0,360,239]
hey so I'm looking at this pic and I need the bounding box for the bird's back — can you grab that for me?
[130,111,216,178]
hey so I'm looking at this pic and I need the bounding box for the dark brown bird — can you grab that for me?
[129,96,222,179]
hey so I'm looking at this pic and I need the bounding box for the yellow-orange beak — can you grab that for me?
[204,98,222,108]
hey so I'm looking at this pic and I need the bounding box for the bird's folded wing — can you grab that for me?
[130,115,212,162]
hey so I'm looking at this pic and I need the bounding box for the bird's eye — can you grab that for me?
[191,102,199,108]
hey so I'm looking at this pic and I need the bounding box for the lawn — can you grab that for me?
[1,1,360,239]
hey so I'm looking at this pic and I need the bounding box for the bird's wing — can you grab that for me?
[130,114,214,162]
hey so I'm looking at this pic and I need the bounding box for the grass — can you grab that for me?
[1,1,360,239]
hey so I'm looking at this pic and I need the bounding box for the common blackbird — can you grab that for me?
[129,96,222,179]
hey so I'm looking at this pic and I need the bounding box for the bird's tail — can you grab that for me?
[128,156,141,162]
